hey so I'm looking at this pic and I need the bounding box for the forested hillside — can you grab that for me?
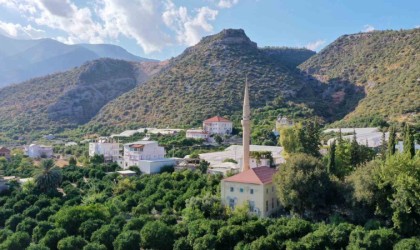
[0,59,164,138]
[88,29,319,133]
[300,28,420,125]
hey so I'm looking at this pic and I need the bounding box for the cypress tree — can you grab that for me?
[327,140,336,174]
[387,126,396,157]
[403,124,415,158]
[380,131,387,160]
[350,130,359,167]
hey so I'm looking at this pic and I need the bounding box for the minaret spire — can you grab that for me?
[241,77,251,172]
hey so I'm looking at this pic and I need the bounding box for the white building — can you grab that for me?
[221,166,279,218]
[325,127,389,148]
[186,129,209,140]
[203,116,233,135]
[123,141,174,174]
[25,144,53,158]
[89,142,120,162]
[395,141,420,153]
[199,145,285,175]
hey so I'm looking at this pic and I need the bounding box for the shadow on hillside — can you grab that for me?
[295,72,366,123]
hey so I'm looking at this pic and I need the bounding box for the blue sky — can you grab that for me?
[0,0,418,60]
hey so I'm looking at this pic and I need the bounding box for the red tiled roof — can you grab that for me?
[223,166,277,184]
[129,144,145,148]
[0,147,10,153]
[203,116,231,123]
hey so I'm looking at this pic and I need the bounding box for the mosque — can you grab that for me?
[220,80,280,217]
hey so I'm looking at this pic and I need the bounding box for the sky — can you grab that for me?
[0,0,418,60]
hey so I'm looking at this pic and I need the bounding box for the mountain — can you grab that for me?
[299,28,420,125]
[0,58,165,137]
[0,34,156,87]
[88,29,318,131]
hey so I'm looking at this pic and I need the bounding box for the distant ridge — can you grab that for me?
[0,34,157,87]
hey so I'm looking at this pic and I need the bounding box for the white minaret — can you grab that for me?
[241,79,251,172]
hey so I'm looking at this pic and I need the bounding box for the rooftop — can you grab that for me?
[204,116,232,123]
[223,166,277,185]
[124,141,158,146]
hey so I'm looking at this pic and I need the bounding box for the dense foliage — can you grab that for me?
[1,146,419,249]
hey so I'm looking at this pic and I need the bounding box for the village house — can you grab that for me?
[276,116,294,129]
[221,166,279,217]
[186,129,209,140]
[203,116,233,136]
[89,141,120,162]
[123,141,174,174]
[0,147,11,160]
[25,144,53,158]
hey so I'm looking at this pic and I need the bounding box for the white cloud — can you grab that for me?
[217,0,239,8]
[362,24,375,32]
[0,20,45,39]
[415,25,420,29]
[0,0,222,53]
[163,3,218,46]
[305,39,326,51]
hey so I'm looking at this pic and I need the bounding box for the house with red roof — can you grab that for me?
[221,166,280,217]
[0,147,11,160]
[203,116,233,136]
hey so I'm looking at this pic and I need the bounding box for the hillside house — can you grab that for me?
[186,129,209,140]
[0,147,11,160]
[203,116,233,135]
[275,116,294,132]
[89,142,120,162]
[25,144,53,158]
[123,141,174,174]
[221,167,280,217]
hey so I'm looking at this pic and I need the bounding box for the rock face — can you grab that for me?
[0,58,164,134]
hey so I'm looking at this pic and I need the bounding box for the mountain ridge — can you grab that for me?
[0,34,157,87]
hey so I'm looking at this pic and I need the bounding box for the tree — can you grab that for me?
[327,140,336,174]
[387,126,396,157]
[380,131,387,160]
[57,236,87,250]
[32,221,54,243]
[346,161,379,223]
[54,205,110,235]
[394,237,420,250]
[90,224,119,250]
[280,122,321,157]
[34,159,62,193]
[349,132,360,167]
[214,135,223,145]
[298,121,321,157]
[273,153,331,218]
[69,157,77,166]
[141,221,174,250]
[0,231,31,250]
[39,228,68,250]
[90,154,104,164]
[113,231,141,250]
[403,124,415,158]
[376,154,420,236]
[279,126,302,155]
[82,243,107,250]
[198,160,210,174]
[79,219,105,240]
